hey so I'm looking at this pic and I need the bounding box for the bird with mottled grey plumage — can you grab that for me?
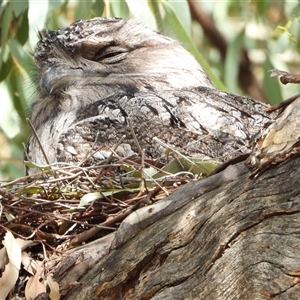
[26,17,272,174]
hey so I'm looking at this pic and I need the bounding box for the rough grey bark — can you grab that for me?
[51,153,300,300]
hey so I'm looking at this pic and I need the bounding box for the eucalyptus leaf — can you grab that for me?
[79,188,140,207]
[24,160,52,171]
[48,0,64,9]
[161,1,226,91]
[0,3,12,69]
[17,186,43,195]
[125,0,157,29]
[178,158,218,175]
[16,13,29,45]
[262,55,282,105]
[110,0,130,18]
[6,70,27,124]
[143,167,158,179]
[4,212,15,222]
[167,0,191,34]
[153,158,218,179]
[11,0,28,17]
[74,1,94,20]
[224,29,245,93]
[79,192,102,206]
[9,39,28,71]
[92,0,105,17]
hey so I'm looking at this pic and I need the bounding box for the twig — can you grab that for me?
[270,68,300,85]
[26,118,51,166]
[265,93,300,113]
[153,137,196,166]
[127,118,143,156]
[125,118,149,195]
[70,207,133,245]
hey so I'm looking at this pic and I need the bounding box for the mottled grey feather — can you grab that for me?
[26,17,271,174]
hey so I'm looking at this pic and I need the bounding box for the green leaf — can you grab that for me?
[24,160,52,171]
[110,0,130,18]
[79,192,101,206]
[17,186,43,195]
[0,56,13,82]
[160,1,226,91]
[0,2,13,69]
[125,0,156,29]
[74,1,94,20]
[177,158,218,175]
[143,167,158,179]
[0,160,23,180]
[9,38,28,69]
[79,188,140,207]
[48,0,64,9]
[5,54,27,125]
[256,0,268,18]
[92,0,105,17]
[16,12,29,45]
[262,55,283,105]
[11,0,28,17]
[224,29,245,93]
[46,8,62,30]
[154,158,217,178]
[167,0,191,34]
[3,212,15,222]
[149,0,163,30]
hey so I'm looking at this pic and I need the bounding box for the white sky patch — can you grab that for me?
[0,82,20,138]
[28,0,49,48]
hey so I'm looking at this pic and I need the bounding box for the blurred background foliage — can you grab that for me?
[1,0,300,180]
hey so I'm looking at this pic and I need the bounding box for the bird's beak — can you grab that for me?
[39,66,83,95]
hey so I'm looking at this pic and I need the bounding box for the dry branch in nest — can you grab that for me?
[0,149,217,299]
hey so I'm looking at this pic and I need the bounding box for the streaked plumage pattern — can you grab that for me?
[26,17,271,174]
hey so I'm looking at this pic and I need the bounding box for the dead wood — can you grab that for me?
[53,155,300,300]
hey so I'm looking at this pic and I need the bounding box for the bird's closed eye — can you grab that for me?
[93,46,128,64]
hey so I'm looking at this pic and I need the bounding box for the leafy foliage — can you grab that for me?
[1,0,300,179]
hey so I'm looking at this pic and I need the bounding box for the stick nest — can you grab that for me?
[1,155,216,251]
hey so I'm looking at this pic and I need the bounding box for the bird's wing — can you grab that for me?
[57,86,272,167]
